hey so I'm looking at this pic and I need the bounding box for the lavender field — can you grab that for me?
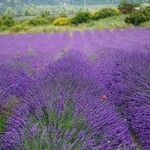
[0,28,150,150]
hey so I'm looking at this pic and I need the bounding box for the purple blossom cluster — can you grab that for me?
[1,52,135,150]
[0,56,34,107]
[0,28,150,150]
[95,49,150,149]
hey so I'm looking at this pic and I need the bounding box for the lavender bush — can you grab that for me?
[0,28,150,150]
[1,52,136,150]
[95,49,150,149]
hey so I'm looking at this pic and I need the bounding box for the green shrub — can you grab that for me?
[0,25,9,31]
[9,24,29,33]
[92,8,121,20]
[143,8,150,20]
[118,0,135,14]
[145,6,150,12]
[26,17,50,26]
[49,17,55,24]
[39,11,55,23]
[71,11,91,25]
[10,24,22,33]
[125,12,149,26]
[138,6,150,19]
[0,16,15,27]
[54,17,70,26]
[40,11,50,18]
[131,2,141,8]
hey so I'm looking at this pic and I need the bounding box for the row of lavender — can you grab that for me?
[0,28,150,149]
[1,28,150,56]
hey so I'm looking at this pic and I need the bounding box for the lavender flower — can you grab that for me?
[1,51,135,150]
[96,49,150,149]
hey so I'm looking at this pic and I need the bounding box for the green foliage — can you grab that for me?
[143,6,150,16]
[125,11,149,26]
[40,11,50,18]
[0,16,15,27]
[131,2,141,8]
[25,17,50,26]
[140,3,150,10]
[0,97,20,134]
[53,17,70,26]
[118,0,135,14]
[0,25,9,32]
[71,11,91,25]
[23,100,86,149]
[0,15,15,32]
[125,6,150,26]
[10,24,29,33]
[92,8,121,20]
[0,114,6,133]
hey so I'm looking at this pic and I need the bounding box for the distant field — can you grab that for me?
[0,28,150,64]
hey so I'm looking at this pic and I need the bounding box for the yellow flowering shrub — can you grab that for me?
[53,17,70,26]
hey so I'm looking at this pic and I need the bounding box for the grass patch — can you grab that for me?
[84,15,131,29]
[141,20,150,27]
